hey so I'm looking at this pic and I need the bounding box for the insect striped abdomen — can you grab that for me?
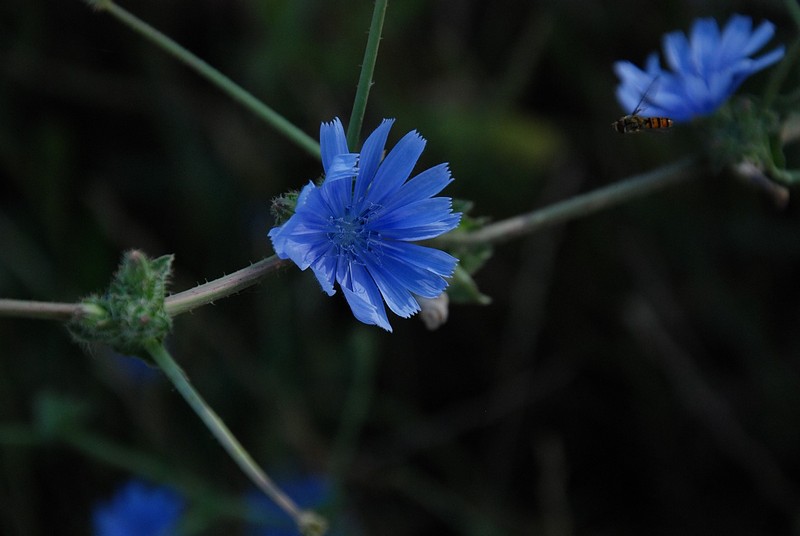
[644,117,673,129]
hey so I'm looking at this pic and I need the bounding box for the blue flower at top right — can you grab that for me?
[614,14,785,122]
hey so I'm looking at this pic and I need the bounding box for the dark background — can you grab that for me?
[2,1,799,534]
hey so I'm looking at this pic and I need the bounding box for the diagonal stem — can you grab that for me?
[86,0,320,158]
[164,256,290,316]
[145,341,328,535]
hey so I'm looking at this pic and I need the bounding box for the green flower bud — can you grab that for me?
[68,250,173,360]
[270,190,301,226]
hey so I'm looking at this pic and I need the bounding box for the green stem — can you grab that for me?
[0,256,289,322]
[763,39,800,110]
[346,0,388,149]
[763,1,800,109]
[66,431,177,483]
[437,156,699,247]
[164,256,290,316]
[0,424,39,446]
[88,0,320,158]
[145,341,328,535]
[786,0,800,32]
[64,432,248,515]
[0,424,250,519]
[0,299,81,321]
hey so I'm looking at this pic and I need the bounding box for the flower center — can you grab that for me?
[326,203,383,262]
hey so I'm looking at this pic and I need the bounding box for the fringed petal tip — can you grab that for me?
[342,286,393,332]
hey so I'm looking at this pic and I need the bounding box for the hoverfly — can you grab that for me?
[612,77,674,134]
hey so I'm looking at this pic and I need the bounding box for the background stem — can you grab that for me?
[91,0,320,158]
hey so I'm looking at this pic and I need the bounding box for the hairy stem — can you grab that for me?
[165,256,290,316]
[437,156,699,247]
[346,0,388,149]
[0,256,289,321]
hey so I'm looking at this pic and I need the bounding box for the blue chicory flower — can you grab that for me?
[614,14,785,122]
[109,352,161,384]
[245,474,338,536]
[269,118,461,332]
[93,480,184,536]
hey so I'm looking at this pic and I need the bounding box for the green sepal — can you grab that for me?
[270,189,301,226]
[448,265,492,305]
[706,97,775,168]
[270,174,328,227]
[445,199,493,305]
[450,198,493,273]
[68,250,173,360]
[706,96,798,184]
[452,199,490,233]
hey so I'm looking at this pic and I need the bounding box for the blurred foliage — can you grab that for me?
[2,0,800,535]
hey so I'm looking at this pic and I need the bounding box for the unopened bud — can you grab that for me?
[417,293,450,330]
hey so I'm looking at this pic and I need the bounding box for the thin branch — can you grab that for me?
[0,299,81,322]
[146,341,328,535]
[1,256,289,322]
[165,256,290,316]
[87,0,320,158]
[437,156,699,247]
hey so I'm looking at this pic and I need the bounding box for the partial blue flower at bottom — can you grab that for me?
[245,475,339,536]
[110,352,161,385]
[269,118,461,332]
[93,480,184,536]
[614,14,784,122]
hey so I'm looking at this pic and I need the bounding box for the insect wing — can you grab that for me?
[630,76,659,116]
[613,76,673,134]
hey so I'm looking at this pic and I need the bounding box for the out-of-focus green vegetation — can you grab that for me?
[2,1,799,534]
